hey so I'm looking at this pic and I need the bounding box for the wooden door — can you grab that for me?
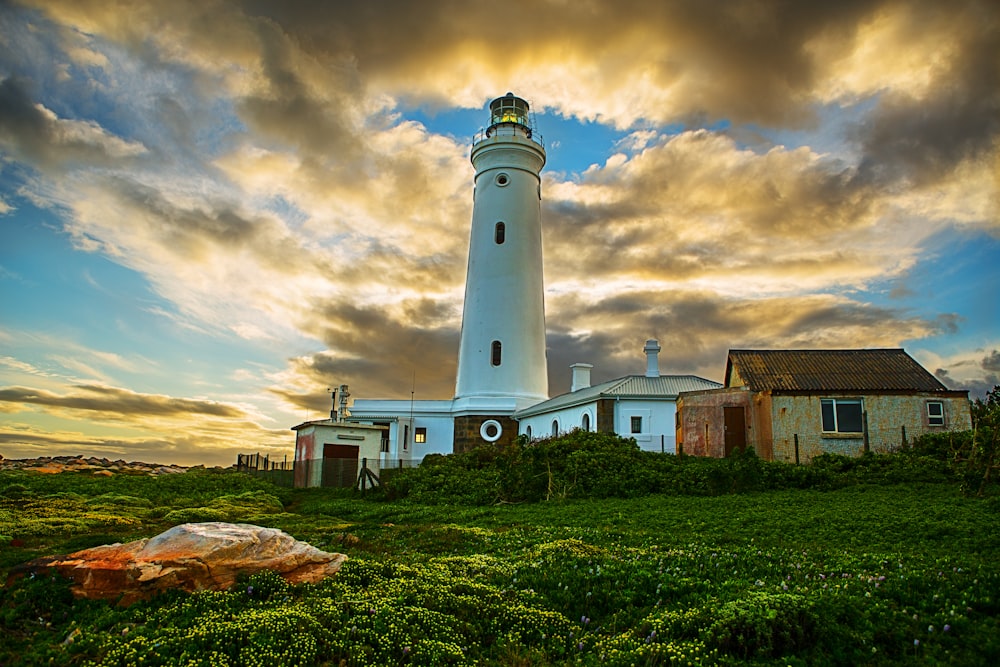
[723,406,746,456]
[322,443,359,487]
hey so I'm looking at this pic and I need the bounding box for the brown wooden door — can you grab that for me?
[723,406,746,456]
[322,444,359,487]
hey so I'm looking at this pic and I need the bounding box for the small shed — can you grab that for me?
[677,349,972,462]
[291,420,386,488]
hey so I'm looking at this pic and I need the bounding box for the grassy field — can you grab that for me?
[1,460,998,666]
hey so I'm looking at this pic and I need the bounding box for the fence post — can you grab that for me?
[862,411,870,454]
[794,434,800,465]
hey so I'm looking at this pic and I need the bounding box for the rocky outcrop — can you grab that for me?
[10,522,347,606]
[0,455,216,476]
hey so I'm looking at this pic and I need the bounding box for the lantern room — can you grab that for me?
[489,92,531,130]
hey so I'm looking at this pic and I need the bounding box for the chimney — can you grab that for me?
[570,363,593,392]
[644,339,661,377]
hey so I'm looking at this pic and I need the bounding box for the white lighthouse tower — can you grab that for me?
[451,93,549,448]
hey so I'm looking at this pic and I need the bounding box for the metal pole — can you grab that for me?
[794,434,799,465]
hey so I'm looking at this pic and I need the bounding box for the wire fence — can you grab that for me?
[236,453,419,489]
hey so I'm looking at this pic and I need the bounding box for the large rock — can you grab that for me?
[11,522,347,606]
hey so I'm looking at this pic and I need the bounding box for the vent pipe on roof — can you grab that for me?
[644,339,661,377]
[570,363,593,392]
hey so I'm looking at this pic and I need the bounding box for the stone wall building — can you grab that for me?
[676,349,972,462]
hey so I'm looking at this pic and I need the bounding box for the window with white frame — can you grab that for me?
[927,401,945,426]
[820,398,863,433]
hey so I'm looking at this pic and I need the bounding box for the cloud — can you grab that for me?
[0,384,247,418]
[0,421,289,467]
[0,76,146,169]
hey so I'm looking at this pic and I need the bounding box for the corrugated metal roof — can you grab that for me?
[608,375,724,396]
[727,349,949,392]
[514,374,723,417]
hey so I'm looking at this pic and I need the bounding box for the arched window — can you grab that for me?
[491,340,502,366]
[525,425,532,439]
[494,222,506,244]
[582,413,591,431]
[551,419,559,436]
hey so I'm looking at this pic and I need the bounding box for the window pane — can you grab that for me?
[491,340,502,366]
[582,413,590,431]
[836,400,863,433]
[821,399,835,431]
[495,222,505,244]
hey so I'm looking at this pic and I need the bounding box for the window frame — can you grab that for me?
[494,221,506,244]
[820,397,864,434]
[414,427,427,444]
[491,340,502,367]
[926,401,945,427]
[630,415,643,434]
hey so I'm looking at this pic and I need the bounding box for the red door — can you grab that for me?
[723,407,746,457]
[322,444,359,487]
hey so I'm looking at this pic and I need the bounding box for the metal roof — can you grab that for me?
[726,349,949,393]
[514,374,723,418]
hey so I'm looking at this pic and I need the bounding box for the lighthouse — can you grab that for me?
[451,93,549,449]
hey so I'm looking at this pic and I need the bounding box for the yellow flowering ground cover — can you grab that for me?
[1,445,998,665]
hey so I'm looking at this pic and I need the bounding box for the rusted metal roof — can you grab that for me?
[726,349,949,393]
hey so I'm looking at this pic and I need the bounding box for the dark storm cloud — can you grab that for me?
[284,298,463,403]
[0,384,247,418]
[0,76,144,169]
[854,1,1000,185]
[234,15,365,165]
[543,289,945,393]
[236,0,880,127]
[982,350,1000,373]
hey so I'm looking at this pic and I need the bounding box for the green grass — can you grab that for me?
[2,465,998,666]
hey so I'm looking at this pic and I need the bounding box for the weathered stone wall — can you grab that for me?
[452,415,519,454]
[596,399,616,433]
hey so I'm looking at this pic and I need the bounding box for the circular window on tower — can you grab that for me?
[480,419,503,442]
[495,172,510,187]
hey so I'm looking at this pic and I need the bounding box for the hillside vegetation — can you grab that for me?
[1,406,999,665]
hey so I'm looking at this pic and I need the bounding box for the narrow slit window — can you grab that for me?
[494,221,506,244]
[491,340,502,366]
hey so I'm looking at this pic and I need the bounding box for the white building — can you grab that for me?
[514,340,722,453]
[300,96,717,465]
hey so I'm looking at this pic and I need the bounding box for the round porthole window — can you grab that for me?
[480,419,503,442]
[495,172,510,187]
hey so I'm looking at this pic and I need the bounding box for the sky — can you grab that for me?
[0,0,997,467]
